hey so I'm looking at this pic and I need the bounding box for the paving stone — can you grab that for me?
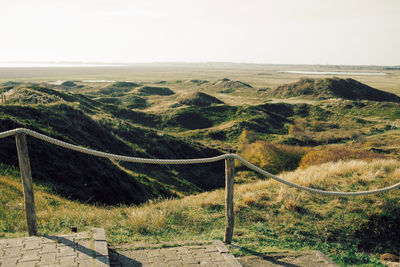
[147,249,162,257]
[18,260,40,267]
[57,238,76,248]
[196,256,212,263]
[76,252,95,261]
[204,245,219,252]
[58,255,76,264]
[92,228,106,241]
[41,243,58,254]
[40,252,58,263]
[57,234,75,239]
[209,251,226,262]
[0,228,111,266]
[3,247,22,258]
[5,238,24,248]
[149,256,164,263]
[181,255,198,264]
[1,256,19,266]
[58,246,77,256]
[176,247,191,255]
[163,251,178,260]
[76,232,90,240]
[95,256,111,267]
[237,251,339,267]
[42,237,58,244]
[109,240,242,267]
[75,259,94,267]
[131,250,148,259]
[23,240,42,250]
[20,249,39,258]
[167,262,183,267]
[95,241,109,256]
[76,240,91,249]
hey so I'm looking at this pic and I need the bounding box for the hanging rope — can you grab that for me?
[1,128,399,196]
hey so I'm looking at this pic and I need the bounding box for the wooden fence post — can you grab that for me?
[15,133,38,236]
[224,157,235,244]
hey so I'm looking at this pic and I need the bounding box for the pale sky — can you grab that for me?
[1,0,399,65]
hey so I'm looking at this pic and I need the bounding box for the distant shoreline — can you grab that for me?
[0,63,126,68]
[278,70,387,76]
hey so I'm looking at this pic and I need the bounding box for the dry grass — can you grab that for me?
[2,159,399,237]
[299,145,388,169]
[237,137,309,174]
[2,158,400,265]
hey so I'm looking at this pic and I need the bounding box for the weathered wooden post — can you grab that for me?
[15,133,38,236]
[224,156,235,244]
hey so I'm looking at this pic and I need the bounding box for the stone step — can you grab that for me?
[0,227,110,266]
[108,240,242,267]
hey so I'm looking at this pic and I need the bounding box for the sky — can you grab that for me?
[0,0,399,65]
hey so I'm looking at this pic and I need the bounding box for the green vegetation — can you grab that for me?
[269,77,400,102]
[0,103,224,205]
[213,78,253,90]
[1,68,400,265]
[179,92,223,106]
[121,94,148,109]
[137,86,175,96]
[61,81,77,87]
[94,82,140,96]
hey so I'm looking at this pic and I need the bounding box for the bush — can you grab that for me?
[299,145,387,168]
[137,86,175,96]
[61,81,76,87]
[238,139,309,174]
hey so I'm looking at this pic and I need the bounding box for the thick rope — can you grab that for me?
[1,128,400,196]
[230,154,400,196]
[3,128,230,164]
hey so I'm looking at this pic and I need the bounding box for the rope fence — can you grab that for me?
[1,128,400,241]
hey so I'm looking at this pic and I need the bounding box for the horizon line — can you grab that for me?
[0,61,399,68]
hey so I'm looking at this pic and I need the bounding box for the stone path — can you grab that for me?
[0,229,341,267]
[109,240,242,267]
[0,228,109,266]
[237,251,338,267]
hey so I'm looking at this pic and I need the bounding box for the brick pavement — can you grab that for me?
[0,228,109,267]
[237,251,339,267]
[108,240,242,267]
[1,229,340,267]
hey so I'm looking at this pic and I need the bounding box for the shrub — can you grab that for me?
[299,145,387,169]
[137,86,175,96]
[61,81,76,87]
[237,139,309,174]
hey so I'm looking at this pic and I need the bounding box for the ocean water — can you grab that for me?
[279,70,386,76]
[0,63,125,68]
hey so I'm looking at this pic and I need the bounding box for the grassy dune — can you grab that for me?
[1,65,400,265]
[1,159,399,265]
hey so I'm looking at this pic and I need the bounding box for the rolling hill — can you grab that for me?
[268,77,400,102]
